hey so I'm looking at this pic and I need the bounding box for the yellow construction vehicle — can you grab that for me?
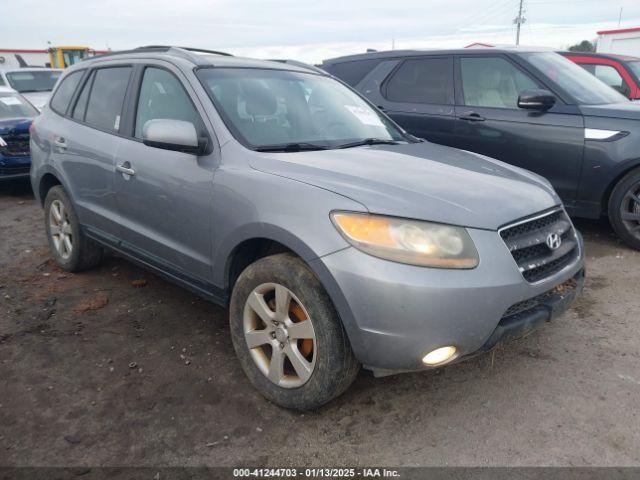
[47,46,92,68]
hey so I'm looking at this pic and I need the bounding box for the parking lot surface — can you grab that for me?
[1,182,639,467]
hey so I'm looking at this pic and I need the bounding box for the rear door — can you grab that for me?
[60,65,132,235]
[113,63,217,284]
[453,54,584,203]
[364,56,457,147]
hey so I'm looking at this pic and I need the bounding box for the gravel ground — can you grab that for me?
[1,181,639,467]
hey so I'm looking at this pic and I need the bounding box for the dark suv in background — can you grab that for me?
[321,49,640,249]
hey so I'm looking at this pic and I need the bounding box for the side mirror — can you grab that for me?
[517,89,556,111]
[142,119,205,154]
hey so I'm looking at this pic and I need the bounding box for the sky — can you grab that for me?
[2,0,640,64]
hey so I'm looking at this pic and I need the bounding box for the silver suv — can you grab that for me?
[30,47,585,410]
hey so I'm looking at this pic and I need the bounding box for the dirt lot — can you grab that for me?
[1,181,639,467]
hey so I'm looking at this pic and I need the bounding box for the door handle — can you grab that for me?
[53,137,67,149]
[116,163,136,176]
[458,112,486,122]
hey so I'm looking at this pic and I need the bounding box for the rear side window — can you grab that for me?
[325,59,382,87]
[84,67,132,132]
[50,70,84,114]
[72,71,94,121]
[134,67,202,138]
[384,57,454,104]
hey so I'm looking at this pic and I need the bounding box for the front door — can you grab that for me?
[113,65,216,284]
[453,55,584,203]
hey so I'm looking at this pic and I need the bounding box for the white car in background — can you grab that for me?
[0,68,62,110]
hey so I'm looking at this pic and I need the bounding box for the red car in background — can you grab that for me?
[561,52,640,101]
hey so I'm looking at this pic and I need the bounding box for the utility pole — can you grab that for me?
[514,0,526,46]
[618,7,623,27]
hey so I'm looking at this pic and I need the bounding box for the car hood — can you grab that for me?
[249,142,559,230]
[580,101,640,120]
[20,91,50,111]
[0,117,32,134]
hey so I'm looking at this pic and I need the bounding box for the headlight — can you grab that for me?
[331,212,479,269]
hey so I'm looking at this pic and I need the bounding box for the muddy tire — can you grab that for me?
[229,253,360,410]
[608,167,640,251]
[44,186,103,272]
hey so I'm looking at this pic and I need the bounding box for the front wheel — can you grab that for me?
[609,167,640,250]
[229,253,360,410]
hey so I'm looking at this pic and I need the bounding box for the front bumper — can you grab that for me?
[310,228,585,372]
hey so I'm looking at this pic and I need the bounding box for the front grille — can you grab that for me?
[0,132,30,157]
[0,165,30,175]
[500,208,579,283]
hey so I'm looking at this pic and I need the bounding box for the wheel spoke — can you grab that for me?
[624,190,640,206]
[51,203,62,223]
[274,284,291,320]
[287,319,314,340]
[621,212,640,222]
[245,329,272,349]
[63,235,73,254]
[267,348,285,383]
[247,291,274,324]
[50,224,61,236]
[284,344,312,382]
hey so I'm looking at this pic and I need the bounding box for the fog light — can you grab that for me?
[422,346,457,366]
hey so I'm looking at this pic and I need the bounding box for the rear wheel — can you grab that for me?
[609,167,640,250]
[44,186,103,271]
[229,253,360,410]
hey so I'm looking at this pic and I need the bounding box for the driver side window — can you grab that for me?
[460,57,541,109]
[135,67,202,139]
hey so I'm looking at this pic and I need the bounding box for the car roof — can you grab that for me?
[80,46,323,75]
[322,47,548,65]
[559,51,640,62]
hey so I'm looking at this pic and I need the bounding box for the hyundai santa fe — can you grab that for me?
[322,48,640,250]
[30,46,584,410]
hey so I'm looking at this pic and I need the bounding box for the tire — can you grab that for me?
[608,167,640,251]
[229,253,360,410]
[44,186,103,272]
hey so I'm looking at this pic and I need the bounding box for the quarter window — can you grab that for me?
[72,71,94,121]
[385,57,454,104]
[460,57,541,109]
[84,67,131,132]
[50,70,84,114]
[135,67,202,139]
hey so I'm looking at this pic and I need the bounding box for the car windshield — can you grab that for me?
[520,52,628,105]
[0,92,38,119]
[197,67,407,150]
[5,70,61,93]
[627,61,640,80]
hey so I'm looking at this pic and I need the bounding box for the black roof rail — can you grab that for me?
[140,46,233,57]
[269,59,327,75]
[85,46,233,63]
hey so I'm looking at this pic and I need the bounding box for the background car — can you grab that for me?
[0,68,62,110]
[561,52,640,101]
[321,48,640,250]
[0,86,38,182]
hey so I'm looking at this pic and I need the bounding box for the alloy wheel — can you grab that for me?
[621,181,640,240]
[49,199,73,259]
[243,283,317,388]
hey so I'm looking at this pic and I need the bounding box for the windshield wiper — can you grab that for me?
[255,142,328,152]
[337,138,400,149]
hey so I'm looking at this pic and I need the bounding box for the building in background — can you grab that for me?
[597,27,640,56]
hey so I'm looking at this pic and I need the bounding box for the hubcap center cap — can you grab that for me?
[274,326,288,343]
